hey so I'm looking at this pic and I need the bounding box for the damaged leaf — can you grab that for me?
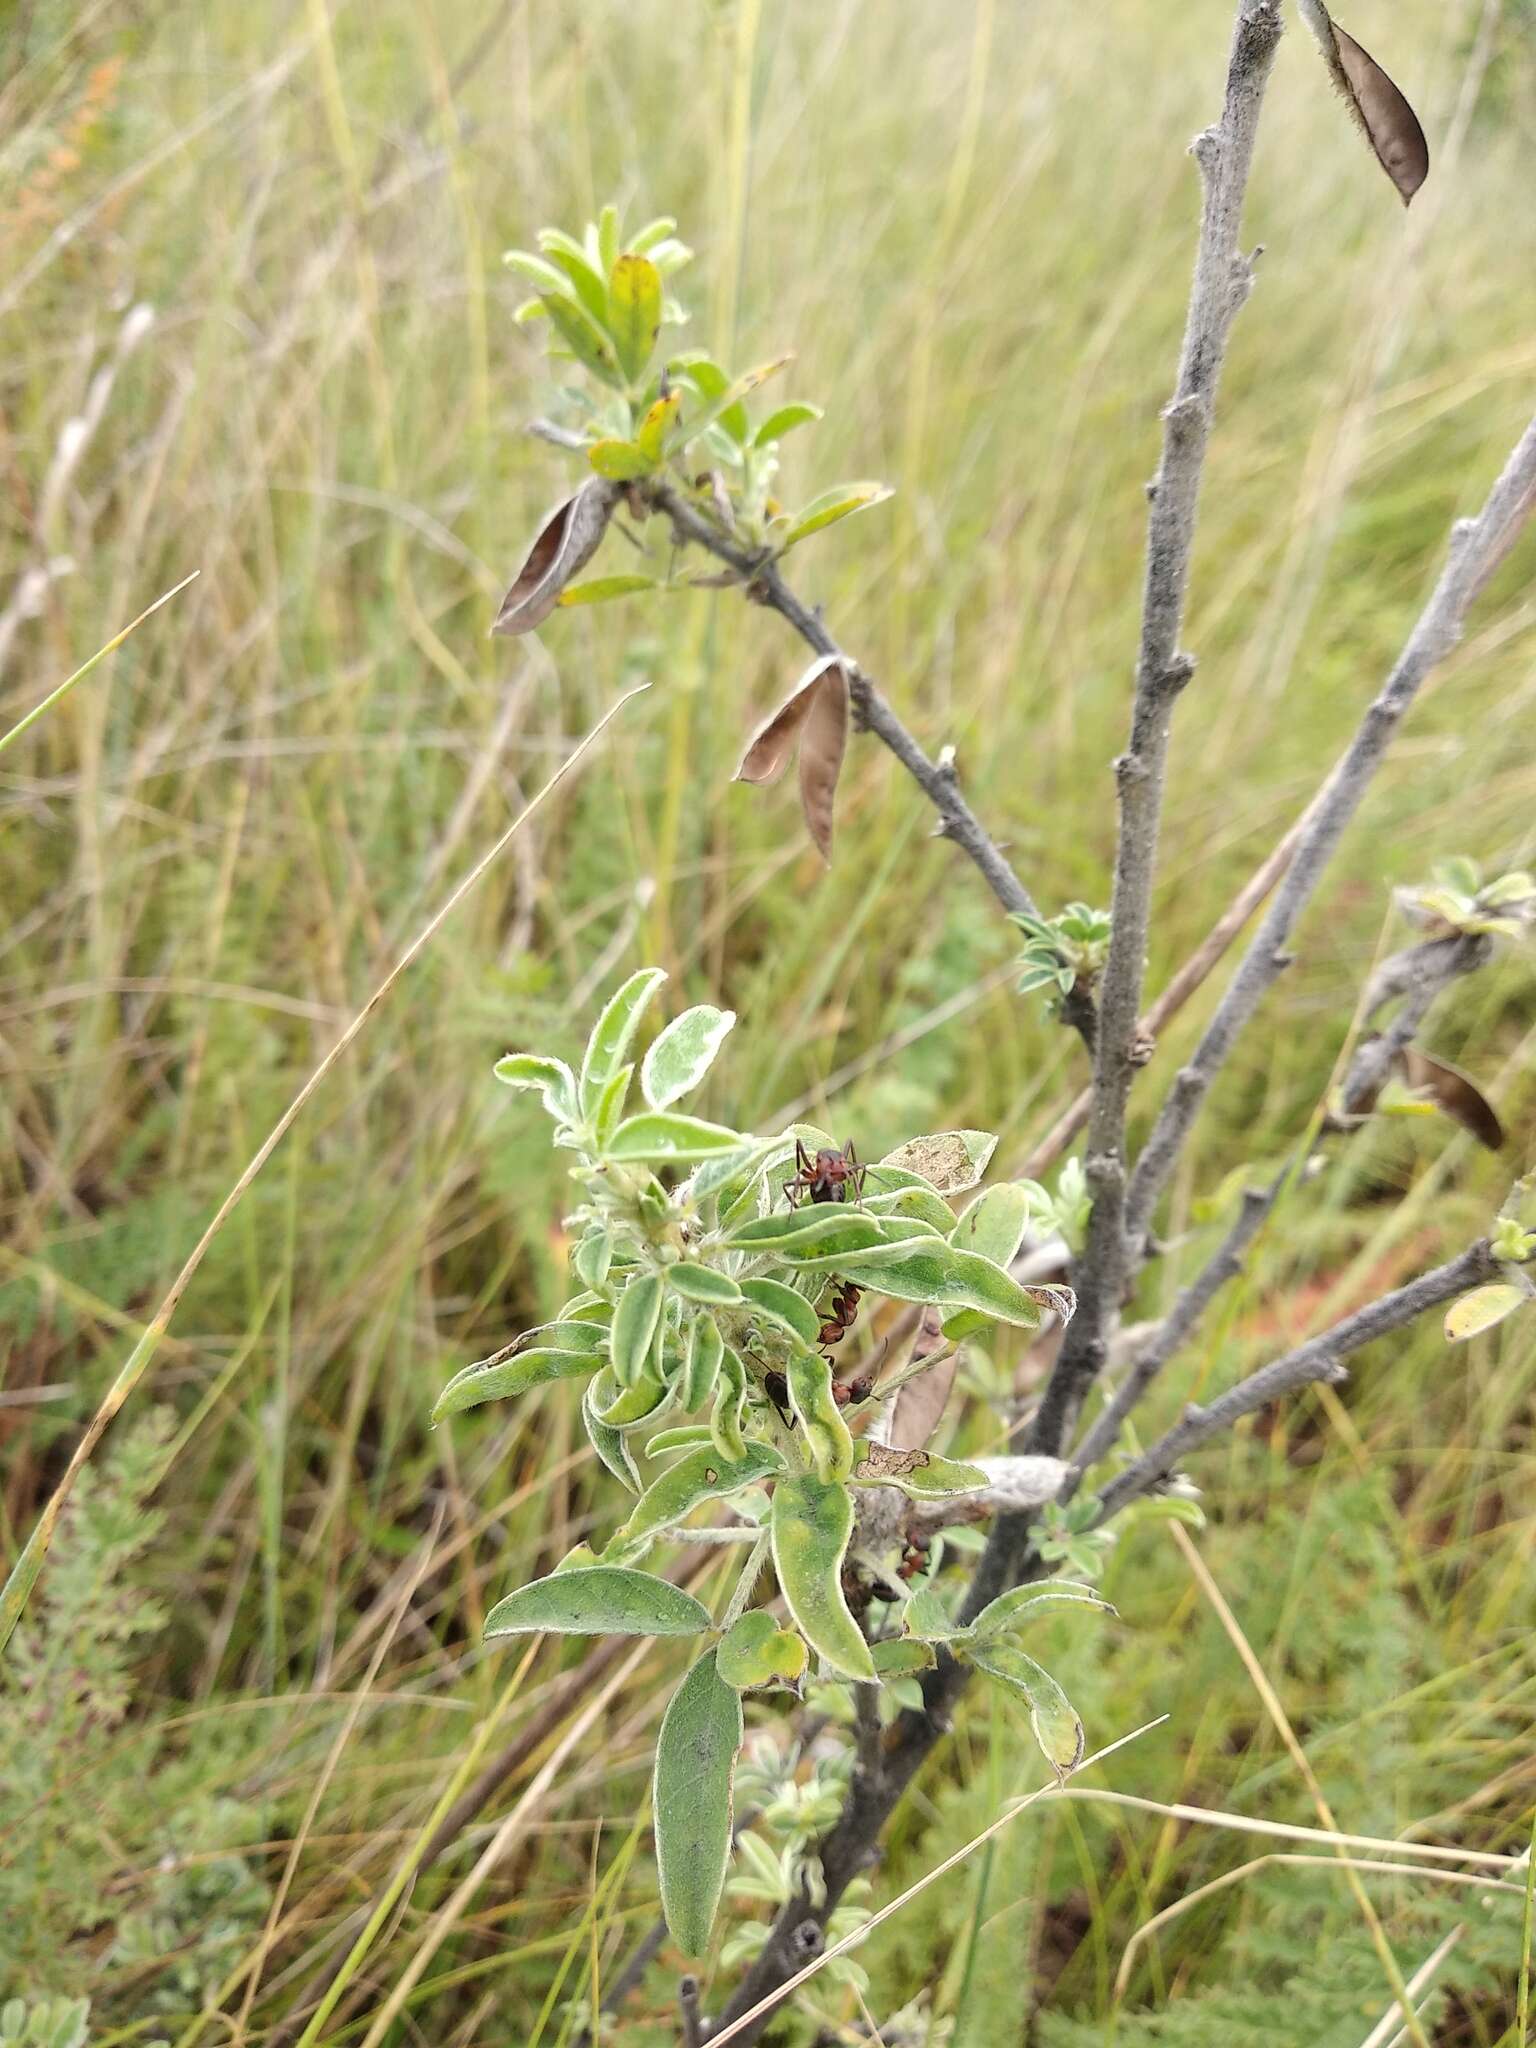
[493,478,618,635]
[1299,0,1429,205]
[734,654,853,864]
[879,1130,998,1195]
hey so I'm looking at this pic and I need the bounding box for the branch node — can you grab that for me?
[1115,749,1151,788]
[1162,391,1208,438]
[1128,1026,1156,1067]
[789,1918,825,1962]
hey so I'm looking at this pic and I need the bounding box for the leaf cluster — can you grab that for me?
[434,969,1108,1953]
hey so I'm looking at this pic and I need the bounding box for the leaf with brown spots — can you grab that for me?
[1299,0,1429,205]
[492,477,618,635]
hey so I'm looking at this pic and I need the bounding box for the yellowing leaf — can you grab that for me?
[717,1610,808,1691]
[608,253,663,382]
[587,438,654,480]
[1444,1282,1530,1343]
[779,480,894,549]
[557,573,658,607]
[636,390,682,463]
[770,1473,874,1681]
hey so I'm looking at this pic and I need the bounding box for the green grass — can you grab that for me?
[2,0,1535,2039]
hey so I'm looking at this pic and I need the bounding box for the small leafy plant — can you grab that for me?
[1012,903,1113,1004]
[432,968,1107,1954]
[493,204,891,636]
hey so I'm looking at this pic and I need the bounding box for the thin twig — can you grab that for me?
[1026,0,1283,1458]
[1016,799,1308,1179]
[1068,1172,1282,1483]
[643,478,1097,1051]
[1093,1240,1507,1520]
[1123,410,1536,1250]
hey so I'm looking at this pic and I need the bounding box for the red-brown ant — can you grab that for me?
[783,1139,866,1208]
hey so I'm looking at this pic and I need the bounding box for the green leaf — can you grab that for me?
[582,969,667,1116]
[849,1442,988,1499]
[964,1642,1085,1775]
[536,229,610,320]
[583,1379,641,1491]
[710,1346,750,1461]
[779,480,894,549]
[681,1312,725,1409]
[770,1474,874,1681]
[596,203,621,274]
[608,253,663,383]
[879,1131,998,1195]
[642,1004,737,1110]
[717,1610,808,1690]
[755,401,824,447]
[484,1565,712,1639]
[1444,1282,1531,1342]
[965,1581,1114,1643]
[645,1424,714,1456]
[587,438,654,481]
[573,1229,614,1294]
[558,576,661,618]
[786,1349,854,1481]
[725,1209,937,1264]
[610,1271,665,1387]
[629,214,679,255]
[654,1652,743,1955]
[493,1052,577,1122]
[669,357,791,454]
[902,1586,961,1642]
[590,1363,671,1429]
[950,1183,1034,1271]
[432,1338,602,1423]
[871,1637,936,1677]
[830,1241,1056,1328]
[667,1262,742,1306]
[503,248,575,296]
[538,291,622,384]
[608,1111,748,1163]
[590,1065,633,1145]
[606,1443,784,1561]
[739,1276,822,1349]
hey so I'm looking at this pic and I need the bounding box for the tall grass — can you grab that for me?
[2,0,1534,2039]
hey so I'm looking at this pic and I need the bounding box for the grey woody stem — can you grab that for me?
[1024,0,1283,1460]
[1123,411,1536,1252]
[1067,1172,1283,1484]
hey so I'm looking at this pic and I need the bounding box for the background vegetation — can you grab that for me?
[2,0,1535,2039]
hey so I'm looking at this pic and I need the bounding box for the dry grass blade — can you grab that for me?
[1299,0,1429,205]
[1115,1852,1514,2002]
[1170,1523,1433,2048]
[492,476,618,634]
[0,684,649,1661]
[704,1716,1168,2047]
